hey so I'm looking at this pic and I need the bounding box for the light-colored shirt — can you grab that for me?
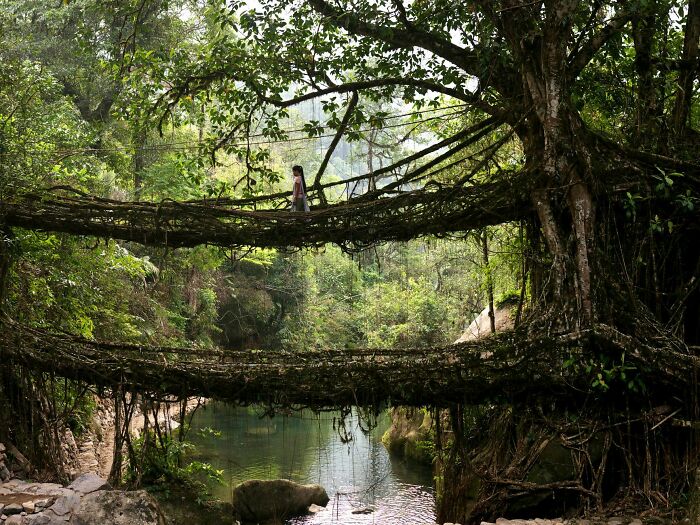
[293,175,305,200]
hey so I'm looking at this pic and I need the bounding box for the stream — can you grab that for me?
[188,403,437,524]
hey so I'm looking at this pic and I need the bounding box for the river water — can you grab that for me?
[188,403,436,524]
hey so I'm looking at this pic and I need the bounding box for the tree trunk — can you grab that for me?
[519,3,597,327]
[482,230,496,333]
[0,227,14,313]
[632,5,661,148]
[672,0,700,135]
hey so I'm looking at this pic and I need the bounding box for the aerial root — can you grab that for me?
[0,316,694,410]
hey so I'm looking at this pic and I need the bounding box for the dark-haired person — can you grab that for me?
[291,165,309,212]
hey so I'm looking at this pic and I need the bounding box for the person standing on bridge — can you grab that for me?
[291,165,310,212]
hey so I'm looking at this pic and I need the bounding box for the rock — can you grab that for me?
[232,479,329,524]
[0,465,12,482]
[33,499,52,511]
[0,503,4,514]
[455,302,515,343]
[351,507,373,514]
[22,501,35,513]
[628,521,642,525]
[5,481,30,492]
[0,443,6,453]
[5,514,24,525]
[307,504,324,513]
[66,475,110,495]
[35,487,70,498]
[27,515,52,525]
[381,407,434,464]
[5,503,24,515]
[47,494,81,517]
[71,489,164,525]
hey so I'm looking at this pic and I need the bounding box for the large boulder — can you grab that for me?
[381,407,434,464]
[232,479,329,524]
[70,489,165,525]
[454,302,515,343]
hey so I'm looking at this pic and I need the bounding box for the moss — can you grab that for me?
[381,407,434,465]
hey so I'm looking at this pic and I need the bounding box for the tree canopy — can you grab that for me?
[1,1,700,521]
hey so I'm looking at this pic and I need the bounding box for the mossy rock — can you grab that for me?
[381,407,434,465]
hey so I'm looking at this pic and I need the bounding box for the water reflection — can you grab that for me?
[188,403,436,524]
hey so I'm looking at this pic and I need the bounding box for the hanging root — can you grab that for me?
[435,335,699,525]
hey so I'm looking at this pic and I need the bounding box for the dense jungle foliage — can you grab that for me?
[0,0,521,480]
[1,0,699,523]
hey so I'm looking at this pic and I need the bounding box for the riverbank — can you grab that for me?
[1,439,232,525]
[71,396,204,480]
[0,443,163,525]
[148,482,236,525]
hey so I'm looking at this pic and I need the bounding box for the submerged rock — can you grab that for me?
[232,479,329,524]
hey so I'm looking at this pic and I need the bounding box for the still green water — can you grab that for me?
[188,403,436,524]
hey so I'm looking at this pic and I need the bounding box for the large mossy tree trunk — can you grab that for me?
[436,4,700,523]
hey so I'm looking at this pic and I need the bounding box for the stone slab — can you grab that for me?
[47,494,80,517]
[66,475,109,496]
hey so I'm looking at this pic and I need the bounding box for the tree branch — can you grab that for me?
[306,0,482,81]
[568,5,635,79]
[165,116,502,209]
[256,76,500,116]
[313,91,359,203]
[377,119,501,194]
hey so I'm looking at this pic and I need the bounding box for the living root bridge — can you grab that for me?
[0,182,528,250]
[0,319,695,409]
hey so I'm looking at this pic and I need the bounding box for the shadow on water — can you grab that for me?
[188,403,436,524]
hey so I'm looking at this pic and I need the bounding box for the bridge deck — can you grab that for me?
[1,319,583,408]
[1,182,528,250]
